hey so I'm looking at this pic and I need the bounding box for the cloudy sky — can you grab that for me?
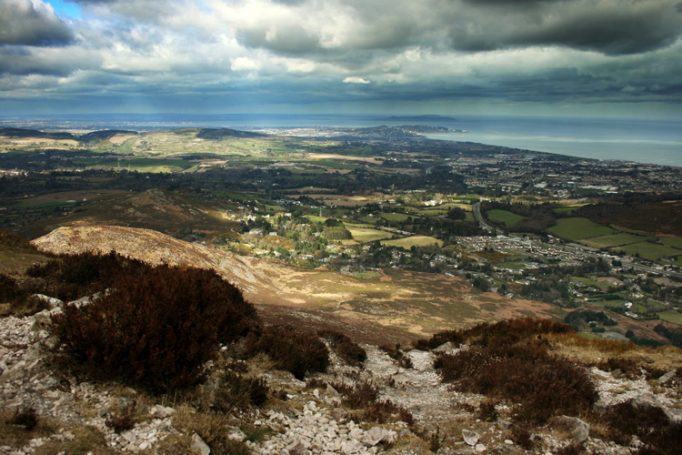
[1,0,682,118]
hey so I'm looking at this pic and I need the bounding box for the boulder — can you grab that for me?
[191,433,210,455]
[31,294,63,310]
[548,415,590,445]
[361,427,397,446]
[227,427,246,442]
[657,370,677,384]
[462,429,480,446]
[149,405,175,419]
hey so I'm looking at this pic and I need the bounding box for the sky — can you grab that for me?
[1,0,682,119]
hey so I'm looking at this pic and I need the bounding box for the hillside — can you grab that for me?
[0,226,678,454]
[1,299,679,454]
[31,224,560,340]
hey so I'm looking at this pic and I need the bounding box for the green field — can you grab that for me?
[547,217,616,241]
[616,241,680,260]
[74,157,192,173]
[580,233,650,249]
[418,209,448,217]
[381,235,443,249]
[497,261,525,270]
[380,212,410,222]
[486,209,524,228]
[589,299,627,310]
[553,205,583,215]
[659,236,682,249]
[571,276,610,291]
[347,226,394,242]
[658,311,682,325]
[305,215,328,223]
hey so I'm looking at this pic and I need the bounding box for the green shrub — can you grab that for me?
[50,263,259,392]
[246,325,329,380]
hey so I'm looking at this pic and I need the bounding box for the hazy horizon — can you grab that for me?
[1,112,680,166]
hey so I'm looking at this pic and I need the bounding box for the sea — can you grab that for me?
[1,113,680,167]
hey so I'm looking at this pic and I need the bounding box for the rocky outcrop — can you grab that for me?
[2,303,681,454]
[31,225,276,296]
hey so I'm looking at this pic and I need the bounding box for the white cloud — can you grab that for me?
[0,0,680,114]
[343,76,370,84]
[230,56,261,72]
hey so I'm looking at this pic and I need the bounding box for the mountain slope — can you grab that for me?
[31,224,559,339]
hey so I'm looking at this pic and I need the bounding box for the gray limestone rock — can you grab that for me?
[549,415,590,445]
[462,429,480,446]
[361,427,397,446]
[149,405,175,419]
[191,433,211,455]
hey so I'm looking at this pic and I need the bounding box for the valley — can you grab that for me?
[1,125,681,346]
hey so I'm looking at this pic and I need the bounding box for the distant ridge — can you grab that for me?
[0,127,137,143]
[196,128,268,139]
[384,115,457,122]
[0,127,75,140]
[78,129,138,143]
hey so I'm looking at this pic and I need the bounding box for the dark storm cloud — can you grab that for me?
[447,0,682,55]
[222,0,682,60]
[0,0,74,46]
[0,45,99,76]
[1,0,681,116]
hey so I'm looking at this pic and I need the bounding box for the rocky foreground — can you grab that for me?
[1,292,681,454]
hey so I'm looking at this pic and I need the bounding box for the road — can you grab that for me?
[472,202,496,233]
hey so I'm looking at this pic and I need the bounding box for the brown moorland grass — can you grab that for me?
[430,318,596,424]
[50,256,260,392]
[597,400,682,455]
[318,329,367,366]
[245,325,329,380]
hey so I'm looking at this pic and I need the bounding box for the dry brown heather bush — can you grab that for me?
[547,331,635,354]
[172,408,251,455]
[333,381,413,424]
[413,330,463,351]
[379,343,413,368]
[554,443,584,455]
[1,407,54,449]
[0,273,26,303]
[478,399,498,422]
[416,317,571,351]
[212,372,268,412]
[511,424,534,450]
[433,319,596,424]
[596,357,644,379]
[33,425,115,455]
[245,325,329,380]
[334,381,379,409]
[8,407,38,431]
[104,406,136,434]
[598,400,682,455]
[318,329,367,366]
[26,252,148,301]
[50,260,260,392]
